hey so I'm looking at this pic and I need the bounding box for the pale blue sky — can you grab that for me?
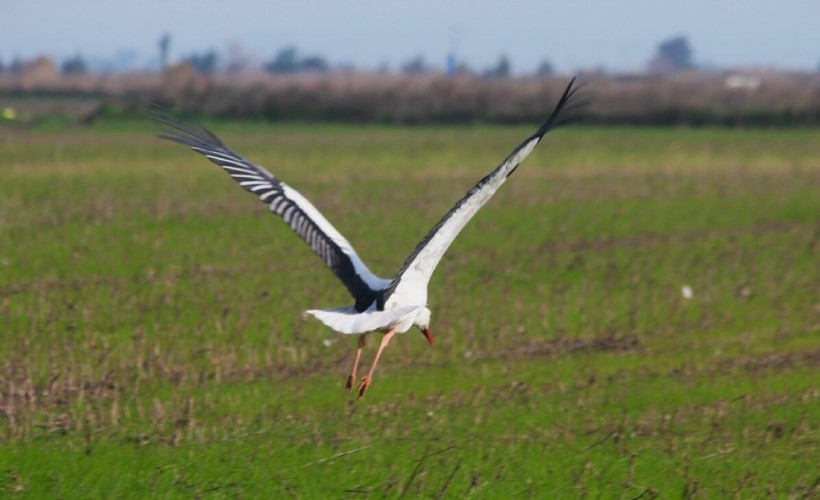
[4,0,819,72]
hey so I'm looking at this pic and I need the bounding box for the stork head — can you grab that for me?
[414,307,433,346]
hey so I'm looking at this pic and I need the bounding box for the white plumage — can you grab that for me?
[305,305,428,335]
[154,77,577,397]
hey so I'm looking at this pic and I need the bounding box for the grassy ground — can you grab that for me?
[0,120,818,498]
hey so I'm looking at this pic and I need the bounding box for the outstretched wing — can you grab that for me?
[382,78,578,308]
[153,112,390,311]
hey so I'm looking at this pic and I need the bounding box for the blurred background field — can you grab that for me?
[2,69,819,127]
[1,16,819,127]
[1,121,818,496]
[2,1,820,497]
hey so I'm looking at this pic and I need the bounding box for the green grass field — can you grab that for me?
[1,120,818,497]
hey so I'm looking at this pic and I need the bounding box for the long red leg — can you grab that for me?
[346,335,366,394]
[357,329,396,398]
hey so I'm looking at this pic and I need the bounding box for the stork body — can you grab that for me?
[155,78,577,397]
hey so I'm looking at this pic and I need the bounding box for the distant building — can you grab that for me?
[724,74,762,91]
[18,56,60,89]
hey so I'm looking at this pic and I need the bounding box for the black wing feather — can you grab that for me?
[152,112,383,311]
[381,78,579,305]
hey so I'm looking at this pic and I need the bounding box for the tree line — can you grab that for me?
[0,35,726,78]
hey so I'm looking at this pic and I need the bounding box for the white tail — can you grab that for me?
[304,305,424,334]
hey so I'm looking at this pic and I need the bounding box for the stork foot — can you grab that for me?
[357,375,372,399]
[347,335,366,395]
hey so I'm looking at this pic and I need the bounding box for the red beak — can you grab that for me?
[421,328,433,346]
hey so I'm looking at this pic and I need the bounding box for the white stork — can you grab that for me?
[154,78,577,397]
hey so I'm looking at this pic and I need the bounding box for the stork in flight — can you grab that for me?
[154,78,577,397]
